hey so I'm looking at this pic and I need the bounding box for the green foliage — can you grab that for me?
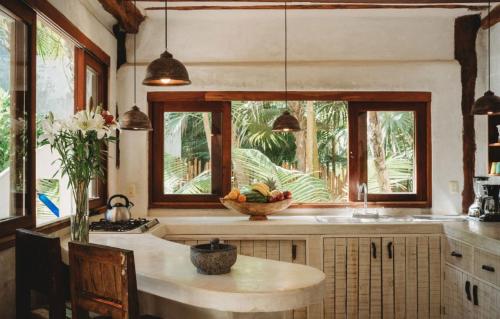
[36,21,68,61]
[176,170,211,194]
[0,88,10,172]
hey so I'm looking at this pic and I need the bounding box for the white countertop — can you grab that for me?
[60,225,325,313]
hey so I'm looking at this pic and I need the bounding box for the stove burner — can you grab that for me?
[89,218,153,232]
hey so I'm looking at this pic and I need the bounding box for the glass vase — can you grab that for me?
[71,181,90,243]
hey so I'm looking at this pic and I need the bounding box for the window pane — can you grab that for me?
[85,66,98,109]
[231,101,348,203]
[0,6,29,221]
[86,66,99,199]
[367,111,415,194]
[36,19,75,225]
[163,112,212,194]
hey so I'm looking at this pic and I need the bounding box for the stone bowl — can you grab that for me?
[220,198,293,221]
[190,239,237,275]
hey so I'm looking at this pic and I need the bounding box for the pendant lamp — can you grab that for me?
[471,1,500,115]
[143,0,191,86]
[120,0,152,131]
[272,0,301,132]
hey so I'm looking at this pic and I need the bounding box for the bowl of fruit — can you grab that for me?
[220,179,292,221]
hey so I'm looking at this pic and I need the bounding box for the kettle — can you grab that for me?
[105,194,134,222]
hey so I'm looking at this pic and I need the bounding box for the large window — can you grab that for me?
[0,0,110,241]
[0,1,36,236]
[149,92,431,208]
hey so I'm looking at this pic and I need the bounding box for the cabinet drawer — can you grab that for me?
[444,237,473,272]
[474,249,500,286]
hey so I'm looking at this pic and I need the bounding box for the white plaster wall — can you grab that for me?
[116,9,486,216]
[0,0,117,317]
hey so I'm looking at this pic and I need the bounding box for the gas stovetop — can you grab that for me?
[89,218,159,233]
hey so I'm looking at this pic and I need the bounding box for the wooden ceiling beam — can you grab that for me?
[97,0,145,33]
[481,4,500,28]
[144,4,487,10]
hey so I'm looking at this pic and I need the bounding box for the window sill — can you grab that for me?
[0,205,106,252]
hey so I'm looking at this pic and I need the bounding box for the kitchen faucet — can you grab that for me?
[357,183,368,210]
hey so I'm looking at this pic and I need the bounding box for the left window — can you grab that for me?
[0,1,36,236]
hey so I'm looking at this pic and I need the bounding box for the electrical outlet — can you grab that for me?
[127,183,137,197]
[448,181,459,194]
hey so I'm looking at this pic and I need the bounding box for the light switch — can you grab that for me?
[448,181,459,194]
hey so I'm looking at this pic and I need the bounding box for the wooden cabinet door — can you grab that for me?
[443,265,464,319]
[324,236,440,319]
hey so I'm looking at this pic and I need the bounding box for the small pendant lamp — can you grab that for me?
[143,0,191,86]
[120,0,152,131]
[472,1,500,115]
[272,0,301,132]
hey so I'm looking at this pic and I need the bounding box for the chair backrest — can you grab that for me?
[15,228,66,319]
[68,241,139,319]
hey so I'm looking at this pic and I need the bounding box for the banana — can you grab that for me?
[251,183,270,196]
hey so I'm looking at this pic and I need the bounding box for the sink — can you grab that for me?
[411,215,468,222]
[315,214,414,223]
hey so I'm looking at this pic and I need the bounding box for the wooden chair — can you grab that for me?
[15,228,68,319]
[68,241,161,319]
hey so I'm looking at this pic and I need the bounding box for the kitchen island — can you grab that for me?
[60,224,326,319]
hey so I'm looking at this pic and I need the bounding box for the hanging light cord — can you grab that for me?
[133,0,137,105]
[488,0,491,91]
[165,0,168,50]
[284,0,288,107]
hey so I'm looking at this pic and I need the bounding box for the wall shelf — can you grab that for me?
[488,115,500,174]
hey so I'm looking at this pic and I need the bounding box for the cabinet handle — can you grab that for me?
[292,244,297,261]
[387,241,393,259]
[451,251,462,258]
[465,280,471,301]
[472,285,478,306]
[371,242,377,259]
[482,265,495,272]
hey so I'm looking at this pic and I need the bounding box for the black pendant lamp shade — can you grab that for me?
[271,0,301,132]
[120,0,153,131]
[120,105,153,131]
[142,50,191,86]
[143,0,190,87]
[272,111,301,132]
[472,1,500,115]
[472,90,500,115]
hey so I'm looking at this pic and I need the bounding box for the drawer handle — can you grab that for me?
[451,251,462,258]
[472,284,478,306]
[482,265,495,272]
[371,242,377,259]
[292,244,297,261]
[465,280,471,301]
[387,241,393,259]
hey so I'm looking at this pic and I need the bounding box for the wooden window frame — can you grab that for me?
[149,100,232,208]
[0,0,37,240]
[348,101,432,207]
[75,48,109,211]
[148,91,432,209]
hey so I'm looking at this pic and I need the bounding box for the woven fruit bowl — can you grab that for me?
[220,198,293,221]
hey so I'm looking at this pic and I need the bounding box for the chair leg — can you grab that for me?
[16,285,31,319]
